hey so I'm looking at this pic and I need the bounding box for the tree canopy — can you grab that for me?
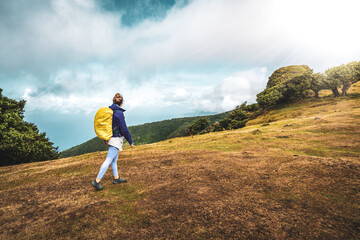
[218,107,248,130]
[324,61,360,97]
[257,65,313,108]
[0,89,59,166]
[186,118,209,135]
[310,73,327,98]
[266,65,312,88]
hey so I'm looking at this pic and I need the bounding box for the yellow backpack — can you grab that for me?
[94,107,116,140]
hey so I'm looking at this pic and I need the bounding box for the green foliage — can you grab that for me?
[354,61,360,80]
[282,71,312,102]
[212,122,222,132]
[237,102,262,120]
[324,61,360,97]
[240,102,260,112]
[196,118,210,130]
[229,119,248,129]
[228,107,248,121]
[219,118,231,130]
[325,64,349,97]
[310,73,327,98]
[266,65,312,88]
[256,84,285,108]
[257,66,313,108]
[187,118,209,135]
[346,61,360,92]
[215,107,249,131]
[0,89,59,166]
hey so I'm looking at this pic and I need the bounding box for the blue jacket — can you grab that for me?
[109,103,133,145]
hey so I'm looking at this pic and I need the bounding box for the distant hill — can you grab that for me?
[60,111,231,158]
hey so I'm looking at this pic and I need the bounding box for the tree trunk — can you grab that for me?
[314,90,319,98]
[331,87,340,97]
[341,84,350,96]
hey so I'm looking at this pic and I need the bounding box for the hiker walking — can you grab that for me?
[92,93,134,190]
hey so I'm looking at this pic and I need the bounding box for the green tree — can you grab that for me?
[256,84,285,108]
[0,89,59,166]
[218,107,248,130]
[324,64,349,97]
[187,118,209,135]
[355,61,360,80]
[282,71,312,102]
[266,65,312,88]
[346,61,360,94]
[219,118,231,130]
[310,72,326,98]
[228,107,248,122]
[241,103,260,112]
[236,101,262,119]
[257,65,313,108]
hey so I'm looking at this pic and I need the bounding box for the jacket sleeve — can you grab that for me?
[115,111,133,145]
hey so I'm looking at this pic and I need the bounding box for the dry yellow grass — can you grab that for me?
[0,84,359,239]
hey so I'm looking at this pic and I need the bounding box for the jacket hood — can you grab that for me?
[109,103,126,112]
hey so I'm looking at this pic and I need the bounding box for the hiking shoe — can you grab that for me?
[91,180,103,191]
[113,177,127,184]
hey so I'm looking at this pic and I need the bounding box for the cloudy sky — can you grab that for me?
[1,0,359,151]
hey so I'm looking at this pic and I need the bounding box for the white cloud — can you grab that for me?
[3,0,360,74]
[0,0,124,72]
[3,0,360,117]
[192,68,267,112]
[22,88,32,99]
[22,67,266,116]
[127,0,360,73]
[23,91,105,114]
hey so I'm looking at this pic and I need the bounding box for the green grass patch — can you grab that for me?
[93,184,148,226]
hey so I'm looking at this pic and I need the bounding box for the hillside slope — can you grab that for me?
[60,111,230,158]
[1,85,359,239]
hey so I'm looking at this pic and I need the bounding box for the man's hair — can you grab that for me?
[113,93,123,105]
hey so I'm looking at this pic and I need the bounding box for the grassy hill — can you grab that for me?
[1,84,359,239]
[60,111,230,158]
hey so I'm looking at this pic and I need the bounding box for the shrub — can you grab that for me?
[187,118,209,135]
[229,119,247,129]
[217,107,249,130]
[219,118,231,130]
[212,122,222,132]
